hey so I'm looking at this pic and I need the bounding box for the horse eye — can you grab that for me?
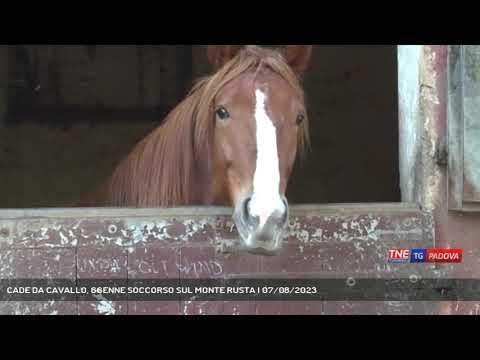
[296,114,305,125]
[216,106,230,120]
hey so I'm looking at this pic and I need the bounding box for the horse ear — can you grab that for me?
[207,45,243,69]
[283,45,314,76]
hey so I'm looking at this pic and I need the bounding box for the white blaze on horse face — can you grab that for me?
[248,89,286,228]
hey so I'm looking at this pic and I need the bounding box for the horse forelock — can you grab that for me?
[194,45,310,151]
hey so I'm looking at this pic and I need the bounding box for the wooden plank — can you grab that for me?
[398,45,422,203]
[448,45,465,210]
[461,46,480,202]
[0,202,422,219]
[0,204,441,315]
[448,45,480,211]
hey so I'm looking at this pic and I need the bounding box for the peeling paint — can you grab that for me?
[398,45,422,202]
[420,46,443,211]
[96,301,116,315]
[0,205,439,315]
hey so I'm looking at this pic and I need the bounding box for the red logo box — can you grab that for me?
[426,249,463,263]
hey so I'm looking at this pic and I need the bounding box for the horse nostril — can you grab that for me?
[242,196,253,223]
[280,196,289,224]
[241,195,289,227]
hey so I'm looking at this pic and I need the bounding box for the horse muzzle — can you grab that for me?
[233,194,289,256]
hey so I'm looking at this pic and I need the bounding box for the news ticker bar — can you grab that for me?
[1,279,480,301]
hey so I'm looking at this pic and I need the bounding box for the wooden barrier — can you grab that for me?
[0,203,444,315]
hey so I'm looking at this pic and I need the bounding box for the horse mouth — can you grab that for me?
[246,246,279,257]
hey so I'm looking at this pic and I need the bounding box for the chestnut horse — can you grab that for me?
[77,45,313,255]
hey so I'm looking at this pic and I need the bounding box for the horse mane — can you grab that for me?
[79,45,310,208]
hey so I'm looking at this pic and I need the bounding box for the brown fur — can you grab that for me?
[76,45,311,208]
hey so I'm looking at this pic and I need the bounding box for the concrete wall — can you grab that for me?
[0,45,400,208]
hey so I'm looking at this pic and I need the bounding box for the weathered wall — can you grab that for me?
[448,46,480,210]
[398,45,480,315]
[0,204,437,315]
[0,45,400,208]
[398,46,422,202]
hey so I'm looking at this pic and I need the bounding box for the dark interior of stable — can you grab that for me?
[0,45,400,208]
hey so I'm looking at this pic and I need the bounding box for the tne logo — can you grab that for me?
[387,249,410,263]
